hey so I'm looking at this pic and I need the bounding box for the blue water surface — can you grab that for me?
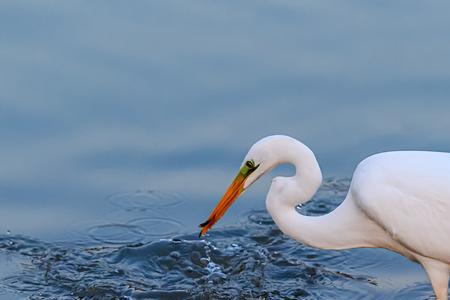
[1,1,450,299]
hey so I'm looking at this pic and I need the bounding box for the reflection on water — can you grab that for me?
[0,179,431,299]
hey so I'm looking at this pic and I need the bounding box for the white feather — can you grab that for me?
[243,135,450,299]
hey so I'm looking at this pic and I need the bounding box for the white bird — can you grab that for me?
[199,135,450,299]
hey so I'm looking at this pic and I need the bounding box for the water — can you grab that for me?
[1,1,450,299]
[0,180,431,299]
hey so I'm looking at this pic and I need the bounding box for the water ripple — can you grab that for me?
[87,224,144,245]
[108,190,183,212]
[127,217,183,237]
[0,179,433,299]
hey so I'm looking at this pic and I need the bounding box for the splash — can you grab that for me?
[0,179,432,299]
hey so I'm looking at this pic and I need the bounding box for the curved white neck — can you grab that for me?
[265,137,322,208]
[264,138,373,250]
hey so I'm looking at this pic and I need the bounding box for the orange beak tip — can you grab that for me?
[198,228,208,238]
[198,220,211,238]
[199,172,247,239]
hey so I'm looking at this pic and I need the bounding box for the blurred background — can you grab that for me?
[1,1,450,240]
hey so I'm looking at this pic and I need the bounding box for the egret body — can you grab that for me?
[199,135,450,299]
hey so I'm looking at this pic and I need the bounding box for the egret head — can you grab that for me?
[199,135,321,237]
[199,138,275,237]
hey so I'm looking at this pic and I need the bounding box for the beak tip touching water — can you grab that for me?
[198,219,211,237]
[198,162,257,239]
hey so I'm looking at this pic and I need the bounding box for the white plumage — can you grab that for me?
[200,135,450,299]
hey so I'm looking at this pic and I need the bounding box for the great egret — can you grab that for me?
[199,135,450,299]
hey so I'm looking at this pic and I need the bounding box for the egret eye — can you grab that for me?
[245,160,254,168]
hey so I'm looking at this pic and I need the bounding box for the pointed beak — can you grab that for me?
[199,161,259,237]
[199,173,246,237]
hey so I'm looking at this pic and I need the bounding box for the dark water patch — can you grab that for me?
[0,224,379,299]
[0,231,379,299]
